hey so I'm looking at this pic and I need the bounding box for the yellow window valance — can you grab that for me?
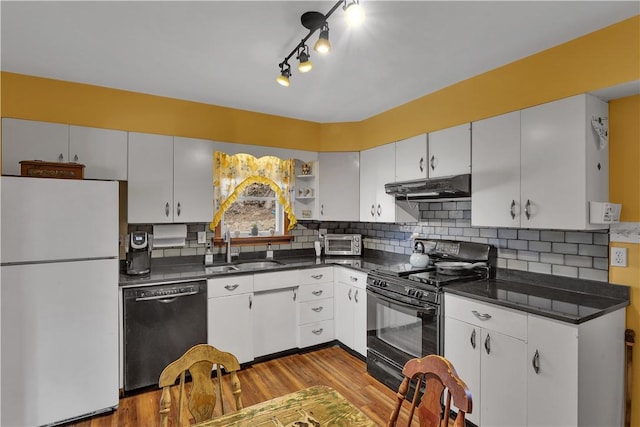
[210,152,297,231]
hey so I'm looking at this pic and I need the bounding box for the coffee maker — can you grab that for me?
[126,231,151,275]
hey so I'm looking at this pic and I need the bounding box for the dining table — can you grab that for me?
[193,384,376,426]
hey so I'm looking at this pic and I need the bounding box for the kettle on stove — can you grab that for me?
[409,241,430,268]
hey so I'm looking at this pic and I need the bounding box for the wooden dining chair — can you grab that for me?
[158,344,243,427]
[387,355,472,427]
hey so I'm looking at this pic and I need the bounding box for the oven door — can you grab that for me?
[366,287,441,391]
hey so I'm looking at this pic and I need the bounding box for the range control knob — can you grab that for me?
[407,288,416,296]
[415,290,424,299]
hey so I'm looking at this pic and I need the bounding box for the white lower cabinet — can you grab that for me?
[207,275,254,364]
[334,267,367,357]
[252,271,298,358]
[445,294,625,427]
[297,268,335,348]
[445,295,526,426]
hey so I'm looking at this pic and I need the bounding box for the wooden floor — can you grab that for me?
[64,345,421,427]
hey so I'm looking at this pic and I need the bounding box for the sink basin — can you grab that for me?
[234,260,283,271]
[205,265,239,274]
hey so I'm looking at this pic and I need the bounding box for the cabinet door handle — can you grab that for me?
[419,157,424,172]
[472,310,492,321]
[350,276,358,282]
[370,204,375,217]
[73,154,79,162]
[510,200,516,219]
[320,204,324,216]
[224,284,239,291]
[354,289,359,303]
[249,295,252,309]
[348,288,352,301]
[532,349,540,374]
[470,329,476,349]
[312,306,324,312]
[430,155,436,170]
[165,202,170,217]
[311,290,323,296]
[377,204,382,216]
[293,289,297,301]
[176,202,181,217]
[312,328,324,335]
[484,334,491,355]
[58,153,64,162]
[311,274,323,280]
[525,199,531,220]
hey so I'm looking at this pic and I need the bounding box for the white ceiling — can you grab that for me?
[1,1,639,123]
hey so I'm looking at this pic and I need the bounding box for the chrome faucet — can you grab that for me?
[224,227,232,263]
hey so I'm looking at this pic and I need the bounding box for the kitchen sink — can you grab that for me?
[205,265,240,274]
[234,260,283,271]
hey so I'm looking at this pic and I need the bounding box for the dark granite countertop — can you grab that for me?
[119,252,630,325]
[444,269,630,324]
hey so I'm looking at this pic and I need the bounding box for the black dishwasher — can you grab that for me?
[123,280,207,391]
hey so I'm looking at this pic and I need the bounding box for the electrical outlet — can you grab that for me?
[197,231,207,244]
[611,247,627,267]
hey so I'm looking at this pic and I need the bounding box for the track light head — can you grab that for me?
[344,0,364,26]
[276,62,291,87]
[314,24,331,54]
[297,44,313,73]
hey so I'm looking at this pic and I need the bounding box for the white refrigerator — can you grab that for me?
[1,176,119,426]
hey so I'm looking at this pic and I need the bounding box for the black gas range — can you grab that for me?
[365,239,496,392]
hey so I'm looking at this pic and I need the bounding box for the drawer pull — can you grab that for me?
[312,290,323,296]
[350,276,358,282]
[472,310,492,321]
[312,328,324,335]
[470,329,476,349]
[311,274,323,280]
[312,306,324,312]
[224,284,239,291]
[354,289,359,303]
[532,350,540,374]
[249,295,252,309]
[484,334,491,355]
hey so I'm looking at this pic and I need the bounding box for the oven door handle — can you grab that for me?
[367,289,437,315]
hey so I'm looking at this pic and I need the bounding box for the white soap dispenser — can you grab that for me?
[204,242,214,266]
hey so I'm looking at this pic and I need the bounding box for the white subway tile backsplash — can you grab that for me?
[480,228,498,238]
[540,252,565,265]
[552,265,579,278]
[540,230,565,242]
[564,255,592,268]
[507,259,528,271]
[579,268,608,282]
[552,242,578,255]
[529,241,552,252]
[578,244,608,257]
[517,250,539,262]
[528,262,552,275]
[566,231,593,244]
[508,239,528,250]
[498,229,518,239]
[518,230,540,241]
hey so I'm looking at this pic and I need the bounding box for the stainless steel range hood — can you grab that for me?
[385,173,471,201]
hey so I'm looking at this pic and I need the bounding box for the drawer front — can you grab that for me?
[297,283,334,302]
[253,270,298,292]
[299,267,333,285]
[445,294,527,340]
[298,320,335,348]
[207,275,254,298]
[298,298,334,325]
[334,267,367,290]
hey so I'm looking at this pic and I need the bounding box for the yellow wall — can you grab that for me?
[609,94,640,427]
[1,13,640,423]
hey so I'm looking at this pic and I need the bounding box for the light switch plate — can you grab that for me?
[197,231,207,244]
[611,247,627,267]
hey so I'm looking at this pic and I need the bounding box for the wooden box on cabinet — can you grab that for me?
[20,160,85,179]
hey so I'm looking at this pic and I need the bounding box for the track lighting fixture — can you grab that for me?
[276,0,363,87]
[297,44,313,73]
[344,0,364,27]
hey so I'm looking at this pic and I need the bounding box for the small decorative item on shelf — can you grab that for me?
[251,223,259,236]
[301,162,312,175]
[302,209,312,218]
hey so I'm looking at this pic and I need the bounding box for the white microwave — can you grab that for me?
[323,234,362,256]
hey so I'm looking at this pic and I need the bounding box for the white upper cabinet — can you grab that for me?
[128,133,213,223]
[2,119,68,174]
[395,134,427,181]
[318,152,360,221]
[472,111,522,227]
[427,123,471,177]
[472,94,609,230]
[2,119,127,180]
[69,125,127,180]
